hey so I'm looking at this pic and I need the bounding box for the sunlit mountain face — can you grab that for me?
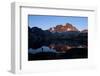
[48,23,88,33]
[48,23,79,32]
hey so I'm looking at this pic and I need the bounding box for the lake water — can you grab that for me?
[28,41,88,60]
[29,43,87,54]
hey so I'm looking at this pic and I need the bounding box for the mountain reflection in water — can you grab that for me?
[48,44,86,53]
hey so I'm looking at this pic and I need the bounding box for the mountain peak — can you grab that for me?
[48,23,79,32]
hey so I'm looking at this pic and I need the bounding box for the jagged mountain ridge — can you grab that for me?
[48,23,79,32]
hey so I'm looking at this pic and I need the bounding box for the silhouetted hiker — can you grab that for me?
[42,47,43,52]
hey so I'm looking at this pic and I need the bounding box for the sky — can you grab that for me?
[28,15,88,31]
